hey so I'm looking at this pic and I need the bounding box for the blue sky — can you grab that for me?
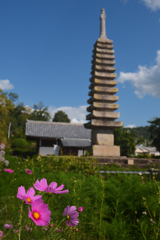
[0,0,160,127]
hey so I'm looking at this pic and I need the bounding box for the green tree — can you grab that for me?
[114,128,136,157]
[52,110,70,123]
[30,101,51,121]
[148,117,160,152]
[0,89,14,143]
[8,92,18,103]
[10,103,30,138]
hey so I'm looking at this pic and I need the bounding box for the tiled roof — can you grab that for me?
[136,145,157,153]
[61,138,91,147]
[26,120,91,139]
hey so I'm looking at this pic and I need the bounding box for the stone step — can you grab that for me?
[93,48,114,54]
[94,71,117,79]
[87,94,119,104]
[88,86,118,96]
[94,53,115,60]
[92,59,116,65]
[96,42,114,49]
[87,102,119,112]
[89,78,117,86]
[84,119,123,128]
[92,65,116,73]
[86,110,120,120]
[97,38,113,44]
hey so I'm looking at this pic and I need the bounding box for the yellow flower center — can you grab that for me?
[33,212,40,219]
[66,214,70,220]
[27,197,31,203]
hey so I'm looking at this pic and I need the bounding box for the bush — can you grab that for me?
[12,138,29,149]
[11,138,36,157]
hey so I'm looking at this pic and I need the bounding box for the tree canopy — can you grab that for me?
[29,101,51,121]
[114,128,136,157]
[148,117,160,152]
[0,89,14,143]
[52,110,70,123]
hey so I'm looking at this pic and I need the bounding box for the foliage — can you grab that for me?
[124,126,151,140]
[52,110,70,123]
[12,138,29,149]
[10,103,30,138]
[148,117,160,152]
[30,101,51,121]
[134,154,151,159]
[0,89,14,143]
[114,128,136,157]
[11,138,36,158]
[7,92,18,103]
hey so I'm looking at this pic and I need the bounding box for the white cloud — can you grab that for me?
[117,50,160,98]
[124,124,136,128]
[71,118,87,124]
[48,105,88,124]
[141,0,160,11]
[0,79,14,90]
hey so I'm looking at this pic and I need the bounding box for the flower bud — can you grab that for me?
[77,207,84,213]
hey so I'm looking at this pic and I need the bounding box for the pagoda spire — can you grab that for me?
[100,9,107,38]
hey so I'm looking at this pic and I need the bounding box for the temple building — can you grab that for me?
[84,9,123,156]
[26,120,91,156]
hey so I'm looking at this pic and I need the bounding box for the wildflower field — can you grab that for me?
[1,153,160,240]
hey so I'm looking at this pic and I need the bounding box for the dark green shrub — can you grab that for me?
[12,138,29,149]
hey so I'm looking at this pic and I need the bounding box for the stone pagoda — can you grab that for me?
[84,9,123,156]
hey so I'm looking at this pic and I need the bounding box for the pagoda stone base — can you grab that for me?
[92,128,114,145]
[92,145,120,157]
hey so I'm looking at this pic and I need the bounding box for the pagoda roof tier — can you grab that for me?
[88,86,118,96]
[94,48,114,54]
[93,48,114,54]
[93,71,117,79]
[87,94,119,104]
[97,38,113,44]
[89,78,117,86]
[93,53,115,60]
[86,110,120,120]
[92,65,116,73]
[96,42,114,49]
[84,119,123,129]
[87,102,119,112]
[92,59,116,66]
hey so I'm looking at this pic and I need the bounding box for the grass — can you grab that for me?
[0,154,160,239]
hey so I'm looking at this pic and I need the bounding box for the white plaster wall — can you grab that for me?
[39,147,54,156]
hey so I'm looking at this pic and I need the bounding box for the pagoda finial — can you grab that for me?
[100,9,106,38]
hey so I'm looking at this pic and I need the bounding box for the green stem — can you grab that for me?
[140,223,147,240]
[48,218,65,237]
[18,203,24,240]
[46,195,50,204]
[99,178,104,238]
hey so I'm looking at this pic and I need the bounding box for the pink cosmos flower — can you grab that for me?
[5,169,14,173]
[0,230,3,237]
[25,169,33,174]
[4,224,12,229]
[17,186,42,205]
[142,211,147,215]
[34,178,69,194]
[63,205,79,227]
[77,207,84,213]
[28,199,51,226]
